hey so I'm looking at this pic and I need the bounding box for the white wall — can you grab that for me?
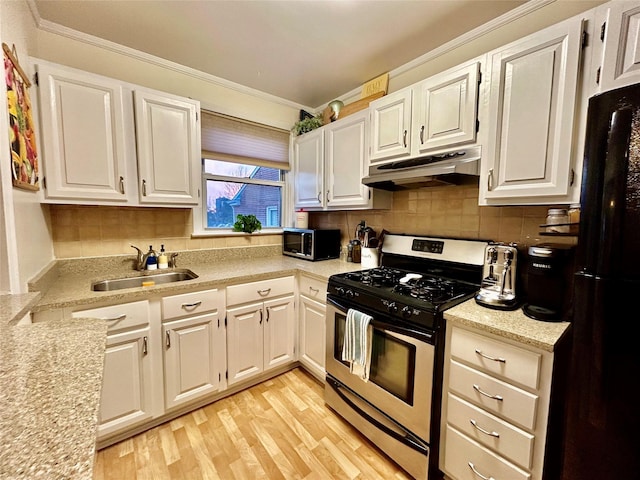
[0,0,54,293]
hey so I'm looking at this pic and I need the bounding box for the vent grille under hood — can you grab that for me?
[363,145,481,191]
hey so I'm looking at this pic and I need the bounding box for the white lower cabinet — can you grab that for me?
[440,325,554,480]
[161,288,225,410]
[226,276,296,386]
[72,300,156,440]
[298,274,327,381]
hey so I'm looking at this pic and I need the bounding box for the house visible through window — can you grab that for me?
[200,111,289,231]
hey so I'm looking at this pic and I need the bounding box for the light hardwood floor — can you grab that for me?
[93,368,412,479]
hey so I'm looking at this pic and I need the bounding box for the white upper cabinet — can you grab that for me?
[412,60,481,155]
[597,1,640,92]
[293,110,391,211]
[33,59,201,207]
[36,62,130,202]
[479,16,586,205]
[369,58,482,165]
[369,88,413,162]
[325,110,371,208]
[293,128,324,209]
[134,89,200,205]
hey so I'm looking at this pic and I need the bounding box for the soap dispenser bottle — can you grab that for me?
[145,245,157,271]
[158,245,169,269]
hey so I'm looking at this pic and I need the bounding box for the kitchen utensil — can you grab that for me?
[475,242,519,310]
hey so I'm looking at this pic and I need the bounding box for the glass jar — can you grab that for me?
[568,204,581,224]
[546,208,569,233]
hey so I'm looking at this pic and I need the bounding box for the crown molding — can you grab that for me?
[27,0,556,113]
[29,8,312,113]
[333,0,558,106]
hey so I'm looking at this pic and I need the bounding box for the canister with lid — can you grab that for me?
[545,208,569,233]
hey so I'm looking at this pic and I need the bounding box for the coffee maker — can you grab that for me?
[522,243,574,321]
[475,243,519,310]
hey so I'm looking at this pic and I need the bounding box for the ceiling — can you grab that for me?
[32,0,528,108]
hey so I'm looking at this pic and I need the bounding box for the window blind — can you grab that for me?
[201,110,291,171]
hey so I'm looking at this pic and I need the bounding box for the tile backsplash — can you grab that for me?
[49,205,281,258]
[49,184,576,259]
[308,184,577,250]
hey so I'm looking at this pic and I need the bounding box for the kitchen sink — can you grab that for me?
[91,269,199,291]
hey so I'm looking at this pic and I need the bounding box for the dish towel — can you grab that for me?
[342,308,374,382]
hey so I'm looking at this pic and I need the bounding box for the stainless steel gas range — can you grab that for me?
[324,234,489,480]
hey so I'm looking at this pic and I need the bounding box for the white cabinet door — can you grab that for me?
[98,327,153,438]
[325,110,370,208]
[293,128,324,209]
[412,60,481,155]
[36,62,129,201]
[134,89,200,205]
[226,301,264,385]
[369,88,413,162]
[163,313,220,410]
[600,1,640,92]
[263,294,296,371]
[480,17,584,203]
[299,295,326,380]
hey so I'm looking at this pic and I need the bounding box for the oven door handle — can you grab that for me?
[327,296,435,344]
[326,376,429,456]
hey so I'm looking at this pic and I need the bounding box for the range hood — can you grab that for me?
[363,145,481,191]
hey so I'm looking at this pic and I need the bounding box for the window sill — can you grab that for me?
[191,228,284,238]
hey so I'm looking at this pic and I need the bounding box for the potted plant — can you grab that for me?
[292,114,323,136]
[233,214,262,234]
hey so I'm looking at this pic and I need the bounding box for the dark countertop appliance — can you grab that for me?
[559,83,640,480]
[522,243,574,321]
[324,234,489,480]
[282,228,340,261]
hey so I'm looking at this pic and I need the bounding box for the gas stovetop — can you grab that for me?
[327,234,490,331]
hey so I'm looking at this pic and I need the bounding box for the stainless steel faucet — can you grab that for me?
[170,252,179,268]
[130,244,156,271]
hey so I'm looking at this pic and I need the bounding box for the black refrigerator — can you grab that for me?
[559,83,640,479]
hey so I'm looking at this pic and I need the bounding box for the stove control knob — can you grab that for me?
[336,287,345,296]
[345,289,355,298]
[401,306,413,318]
[386,302,398,314]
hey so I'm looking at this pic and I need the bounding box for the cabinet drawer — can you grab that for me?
[444,425,531,480]
[299,275,327,302]
[162,288,223,320]
[72,300,150,332]
[447,393,535,469]
[450,326,541,389]
[227,276,295,306]
[448,360,539,430]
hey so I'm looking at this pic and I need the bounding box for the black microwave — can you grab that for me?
[282,228,341,261]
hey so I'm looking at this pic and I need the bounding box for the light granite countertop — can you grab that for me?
[444,299,571,352]
[31,254,362,313]
[0,293,42,326]
[0,317,107,479]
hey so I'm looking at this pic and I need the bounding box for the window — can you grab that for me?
[198,111,290,232]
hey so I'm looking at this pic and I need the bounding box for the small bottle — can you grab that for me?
[546,208,569,233]
[145,245,158,270]
[158,244,169,269]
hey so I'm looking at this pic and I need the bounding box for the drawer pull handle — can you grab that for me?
[181,301,202,309]
[257,288,271,296]
[100,314,127,323]
[473,384,503,402]
[468,462,495,480]
[470,419,500,438]
[475,349,506,363]
[309,286,319,293]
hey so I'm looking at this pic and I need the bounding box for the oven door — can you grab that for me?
[325,295,435,443]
